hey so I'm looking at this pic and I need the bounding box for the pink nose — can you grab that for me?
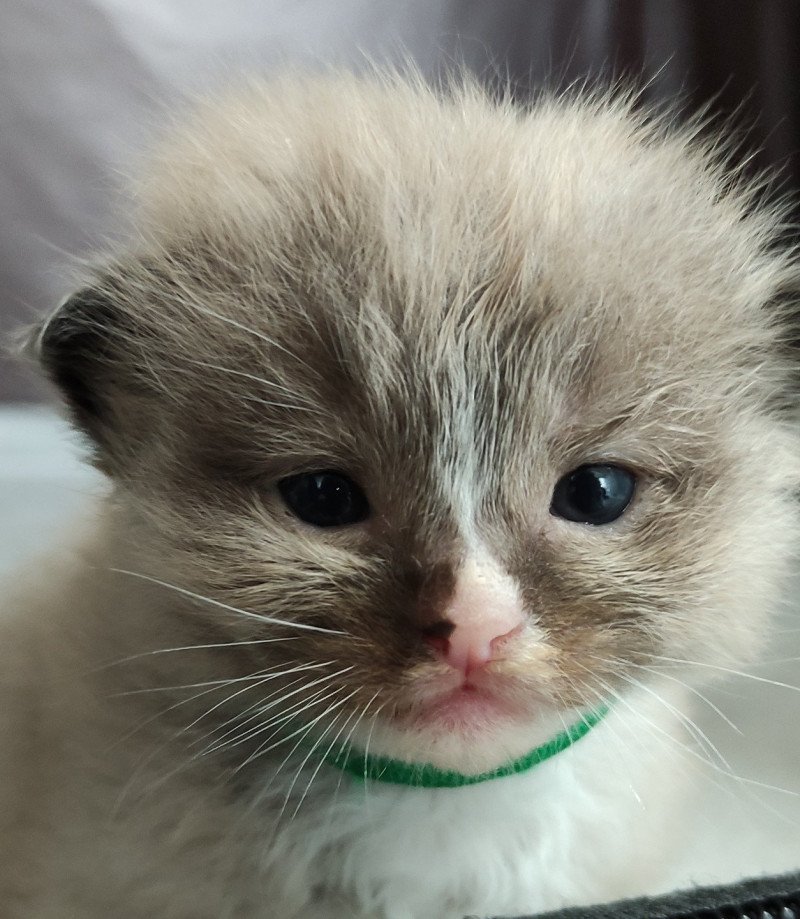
[425,556,525,675]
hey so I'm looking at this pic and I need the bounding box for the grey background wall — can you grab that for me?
[2,0,798,402]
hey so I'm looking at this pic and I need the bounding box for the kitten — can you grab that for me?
[1,71,798,919]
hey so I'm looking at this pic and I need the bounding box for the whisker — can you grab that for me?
[570,673,747,817]
[334,689,381,767]
[111,670,283,697]
[576,667,727,785]
[176,662,339,748]
[638,675,800,830]
[123,674,344,809]
[200,668,352,756]
[617,657,742,735]
[109,664,310,696]
[608,667,734,772]
[574,662,720,772]
[559,675,647,809]
[112,659,314,745]
[244,690,354,814]
[282,688,362,822]
[324,689,382,822]
[188,672,318,752]
[290,689,370,822]
[360,701,386,799]
[96,636,300,671]
[225,681,352,772]
[106,568,345,636]
[112,671,279,814]
[574,660,800,802]
[654,655,800,695]
[751,655,800,665]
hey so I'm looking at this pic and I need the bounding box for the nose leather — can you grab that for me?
[432,555,525,674]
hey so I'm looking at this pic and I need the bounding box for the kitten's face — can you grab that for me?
[39,76,799,772]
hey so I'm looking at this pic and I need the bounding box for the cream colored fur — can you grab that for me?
[1,71,798,917]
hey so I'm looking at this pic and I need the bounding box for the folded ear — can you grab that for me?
[31,286,135,457]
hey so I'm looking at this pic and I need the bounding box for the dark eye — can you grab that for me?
[550,464,636,525]
[278,471,370,527]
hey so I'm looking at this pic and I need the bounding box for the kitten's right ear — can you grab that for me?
[29,286,128,450]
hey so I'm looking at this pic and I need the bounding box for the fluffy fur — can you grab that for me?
[1,71,798,918]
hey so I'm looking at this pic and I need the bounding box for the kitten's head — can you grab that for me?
[34,73,799,772]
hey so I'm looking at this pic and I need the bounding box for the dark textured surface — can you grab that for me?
[506,872,800,919]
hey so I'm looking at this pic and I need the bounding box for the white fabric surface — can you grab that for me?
[1,405,799,896]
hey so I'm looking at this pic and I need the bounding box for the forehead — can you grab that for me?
[142,83,753,371]
[144,77,754,337]
[127,80,771,487]
[165,231,687,524]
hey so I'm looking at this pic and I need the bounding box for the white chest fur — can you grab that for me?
[258,691,692,919]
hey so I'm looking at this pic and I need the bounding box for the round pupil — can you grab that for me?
[550,464,635,525]
[278,471,369,527]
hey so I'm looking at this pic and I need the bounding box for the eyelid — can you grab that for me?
[241,455,360,486]
[555,456,639,478]
[560,442,685,486]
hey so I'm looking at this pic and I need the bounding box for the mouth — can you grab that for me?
[324,684,610,788]
[392,670,534,733]
[339,665,565,776]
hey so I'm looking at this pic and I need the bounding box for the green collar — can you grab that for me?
[324,706,609,789]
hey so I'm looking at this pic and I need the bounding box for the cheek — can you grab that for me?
[648,498,790,669]
[513,480,776,688]
[505,525,680,694]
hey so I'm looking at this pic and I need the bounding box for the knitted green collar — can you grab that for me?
[324,706,609,789]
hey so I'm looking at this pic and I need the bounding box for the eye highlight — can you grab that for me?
[278,471,370,528]
[550,464,636,526]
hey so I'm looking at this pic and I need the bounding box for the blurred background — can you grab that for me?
[1,0,800,899]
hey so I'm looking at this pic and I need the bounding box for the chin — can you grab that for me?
[351,674,571,775]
